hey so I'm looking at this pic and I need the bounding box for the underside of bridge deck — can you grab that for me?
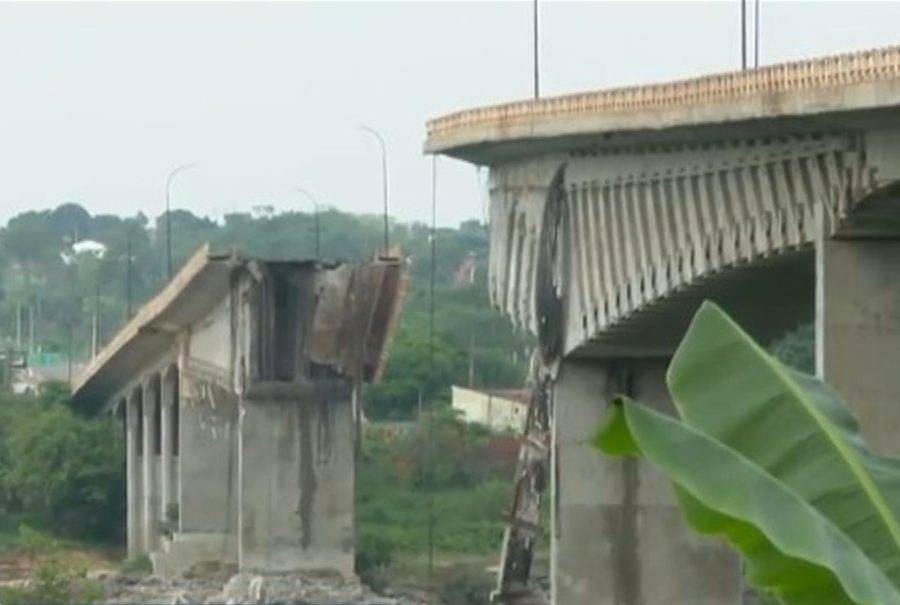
[572,247,814,358]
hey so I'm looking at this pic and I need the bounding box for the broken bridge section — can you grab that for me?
[71,244,406,579]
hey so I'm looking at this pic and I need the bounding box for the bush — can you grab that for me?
[119,553,152,576]
[771,322,814,373]
[18,524,60,561]
[0,395,125,542]
[397,408,510,491]
[0,557,104,605]
[357,419,513,561]
[438,566,495,605]
[356,533,394,592]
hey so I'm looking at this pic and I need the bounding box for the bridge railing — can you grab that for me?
[426,44,900,143]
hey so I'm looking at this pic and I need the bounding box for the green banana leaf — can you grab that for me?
[594,301,900,604]
[596,397,900,605]
[670,303,900,588]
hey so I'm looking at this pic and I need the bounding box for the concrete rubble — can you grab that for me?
[102,570,431,605]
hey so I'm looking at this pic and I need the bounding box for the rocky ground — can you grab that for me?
[99,568,432,605]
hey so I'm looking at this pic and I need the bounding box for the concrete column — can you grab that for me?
[126,392,142,556]
[238,381,355,574]
[551,359,616,604]
[160,368,176,524]
[816,236,900,455]
[550,358,741,605]
[142,378,158,551]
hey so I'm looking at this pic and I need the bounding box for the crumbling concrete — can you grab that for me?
[100,570,430,605]
[71,244,405,581]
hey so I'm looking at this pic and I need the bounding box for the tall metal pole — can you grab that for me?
[66,323,72,385]
[92,280,100,358]
[126,227,133,319]
[359,126,389,253]
[427,154,437,585]
[754,0,760,68]
[741,0,747,70]
[165,163,197,279]
[295,187,321,258]
[533,0,540,99]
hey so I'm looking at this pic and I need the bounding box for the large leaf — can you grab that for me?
[596,398,900,605]
[668,302,900,589]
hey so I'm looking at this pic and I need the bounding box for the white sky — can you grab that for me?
[0,1,899,228]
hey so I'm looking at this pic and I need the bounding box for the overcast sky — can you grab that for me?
[1,1,899,228]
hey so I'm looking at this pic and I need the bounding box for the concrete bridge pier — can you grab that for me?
[551,358,743,605]
[126,388,143,556]
[142,378,159,553]
[817,234,900,456]
[160,366,178,524]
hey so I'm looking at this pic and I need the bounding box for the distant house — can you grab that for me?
[451,385,529,432]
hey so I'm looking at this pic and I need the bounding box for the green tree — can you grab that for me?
[1,399,124,540]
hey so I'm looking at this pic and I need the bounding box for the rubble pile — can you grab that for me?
[102,569,430,605]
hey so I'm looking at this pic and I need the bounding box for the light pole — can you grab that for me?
[359,125,389,253]
[126,226,134,319]
[165,163,197,279]
[295,187,321,258]
[533,0,540,99]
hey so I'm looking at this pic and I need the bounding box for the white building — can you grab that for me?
[451,385,529,432]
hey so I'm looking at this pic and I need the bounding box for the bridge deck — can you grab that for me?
[426,45,900,163]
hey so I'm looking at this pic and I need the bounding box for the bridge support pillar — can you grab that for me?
[551,358,742,605]
[126,390,143,556]
[817,236,900,455]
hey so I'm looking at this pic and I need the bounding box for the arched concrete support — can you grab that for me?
[143,375,160,552]
[160,365,178,525]
[126,388,143,556]
[550,358,741,605]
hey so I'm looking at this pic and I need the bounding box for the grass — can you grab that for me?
[358,479,511,556]
[355,417,539,602]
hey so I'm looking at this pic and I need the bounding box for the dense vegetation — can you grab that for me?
[356,410,520,598]
[0,203,530,603]
[0,203,531,418]
[0,383,124,546]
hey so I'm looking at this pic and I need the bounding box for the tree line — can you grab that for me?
[0,202,532,418]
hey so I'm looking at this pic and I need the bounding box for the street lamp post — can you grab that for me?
[165,163,197,279]
[295,187,321,258]
[359,125,389,253]
[126,226,134,319]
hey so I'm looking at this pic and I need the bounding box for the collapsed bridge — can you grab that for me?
[71,244,405,578]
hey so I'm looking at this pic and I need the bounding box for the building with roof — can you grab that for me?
[71,244,404,578]
[451,385,528,433]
